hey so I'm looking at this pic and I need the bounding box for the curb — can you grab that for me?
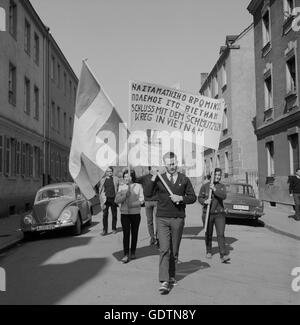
[0,234,23,255]
[263,222,300,241]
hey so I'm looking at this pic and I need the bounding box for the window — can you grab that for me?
[16,141,20,175]
[64,112,67,138]
[0,135,3,175]
[286,55,297,94]
[64,72,67,95]
[10,138,16,177]
[51,101,55,129]
[266,142,275,176]
[24,19,31,55]
[289,134,299,174]
[264,75,273,110]
[223,108,228,131]
[284,0,295,19]
[34,86,39,120]
[221,63,227,89]
[57,63,61,87]
[26,144,33,177]
[51,56,55,80]
[21,142,26,176]
[33,146,41,178]
[5,137,11,176]
[69,80,72,100]
[225,152,229,174]
[57,106,61,133]
[74,86,77,105]
[217,155,220,168]
[0,7,6,31]
[8,63,16,106]
[34,33,39,65]
[24,77,30,114]
[9,0,17,39]
[262,10,271,47]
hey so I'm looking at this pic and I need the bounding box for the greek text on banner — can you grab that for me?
[129,81,225,150]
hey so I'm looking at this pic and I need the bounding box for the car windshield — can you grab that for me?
[226,184,255,197]
[35,186,74,203]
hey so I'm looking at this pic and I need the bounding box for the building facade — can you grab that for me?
[0,0,77,217]
[248,0,300,207]
[200,24,258,192]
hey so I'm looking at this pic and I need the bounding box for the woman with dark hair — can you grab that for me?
[115,169,144,263]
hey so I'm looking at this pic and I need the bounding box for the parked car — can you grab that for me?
[21,183,92,240]
[223,183,264,220]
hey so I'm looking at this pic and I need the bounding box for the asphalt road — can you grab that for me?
[0,205,299,305]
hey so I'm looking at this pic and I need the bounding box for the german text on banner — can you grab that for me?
[130,81,225,150]
[69,61,123,200]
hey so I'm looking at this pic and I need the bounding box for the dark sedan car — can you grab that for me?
[223,183,264,220]
[21,183,92,240]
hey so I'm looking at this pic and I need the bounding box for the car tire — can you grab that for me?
[86,216,92,227]
[23,232,37,241]
[72,216,82,236]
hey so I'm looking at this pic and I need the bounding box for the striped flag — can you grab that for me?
[69,61,124,201]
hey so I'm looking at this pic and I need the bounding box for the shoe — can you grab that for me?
[121,255,130,264]
[159,281,170,294]
[206,253,212,259]
[155,239,160,249]
[130,253,136,260]
[169,277,178,286]
[221,256,231,263]
[101,231,107,236]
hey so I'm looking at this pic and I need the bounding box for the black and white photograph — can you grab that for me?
[0,0,299,308]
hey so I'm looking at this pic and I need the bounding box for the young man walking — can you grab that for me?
[99,167,120,236]
[136,167,159,246]
[198,168,230,263]
[145,152,196,294]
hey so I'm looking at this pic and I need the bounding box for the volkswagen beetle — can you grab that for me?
[21,183,92,240]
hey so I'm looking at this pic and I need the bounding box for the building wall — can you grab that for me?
[230,26,257,179]
[250,0,300,206]
[200,25,258,192]
[0,0,77,217]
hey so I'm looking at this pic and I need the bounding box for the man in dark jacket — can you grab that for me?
[136,167,159,246]
[289,168,300,221]
[145,152,196,294]
[198,168,230,263]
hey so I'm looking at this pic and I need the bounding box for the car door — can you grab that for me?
[75,186,89,221]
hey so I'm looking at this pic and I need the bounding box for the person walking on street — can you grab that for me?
[289,168,300,221]
[99,167,120,236]
[145,152,197,295]
[115,169,144,264]
[198,168,230,263]
[136,166,159,247]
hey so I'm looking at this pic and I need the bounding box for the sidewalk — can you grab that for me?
[0,203,299,254]
[262,204,300,241]
[0,214,23,254]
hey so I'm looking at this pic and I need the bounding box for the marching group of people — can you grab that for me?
[96,151,231,295]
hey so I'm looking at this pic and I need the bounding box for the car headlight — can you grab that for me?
[24,215,34,225]
[58,210,72,224]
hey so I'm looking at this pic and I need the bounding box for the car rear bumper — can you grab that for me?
[22,221,75,233]
[225,209,264,219]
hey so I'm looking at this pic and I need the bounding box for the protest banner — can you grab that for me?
[130,81,225,150]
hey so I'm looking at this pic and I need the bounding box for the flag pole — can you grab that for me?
[204,150,218,233]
